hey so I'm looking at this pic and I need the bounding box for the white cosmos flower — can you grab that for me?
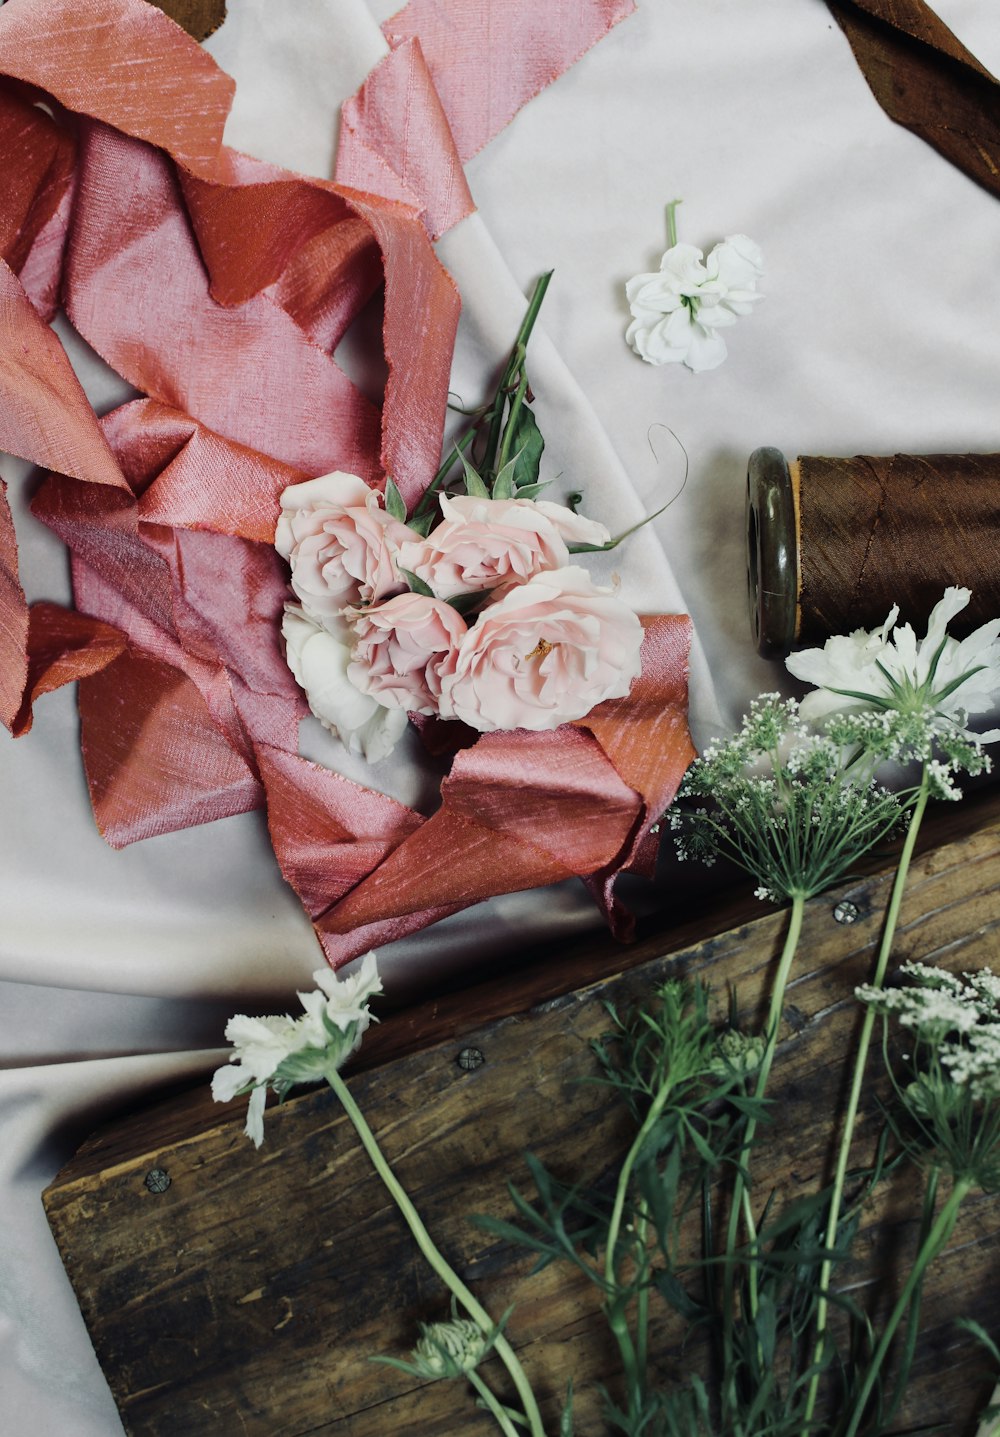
[212,953,382,1146]
[625,234,764,372]
[786,587,1000,742]
[282,604,407,763]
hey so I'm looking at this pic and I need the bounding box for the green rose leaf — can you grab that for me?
[508,404,544,488]
[383,476,407,522]
[400,568,435,598]
[458,448,491,499]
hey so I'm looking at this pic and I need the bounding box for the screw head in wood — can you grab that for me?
[456,1046,485,1072]
[143,1167,171,1194]
[833,900,859,925]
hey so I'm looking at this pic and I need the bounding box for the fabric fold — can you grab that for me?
[0,0,693,969]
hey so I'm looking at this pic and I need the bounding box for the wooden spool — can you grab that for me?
[747,446,1000,657]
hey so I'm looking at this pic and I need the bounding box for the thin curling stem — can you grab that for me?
[800,770,931,1437]
[326,1069,545,1437]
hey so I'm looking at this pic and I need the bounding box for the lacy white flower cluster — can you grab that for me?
[277,473,644,762]
[671,693,903,902]
[858,962,1000,1102]
[626,234,764,372]
[211,951,382,1146]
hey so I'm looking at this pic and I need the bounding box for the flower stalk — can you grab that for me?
[801,766,931,1434]
[841,1175,972,1437]
[723,892,806,1354]
[326,1068,546,1437]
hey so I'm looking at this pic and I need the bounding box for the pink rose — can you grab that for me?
[348,593,467,715]
[275,472,417,621]
[531,499,611,550]
[440,566,643,732]
[394,493,599,600]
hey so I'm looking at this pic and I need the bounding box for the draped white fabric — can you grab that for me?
[1,2,998,1430]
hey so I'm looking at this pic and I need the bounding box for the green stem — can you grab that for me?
[879,1166,939,1430]
[722,892,807,1360]
[634,1201,651,1403]
[410,428,477,521]
[799,770,931,1437]
[327,1070,546,1437]
[603,1090,671,1411]
[480,272,552,475]
[840,1176,971,1437]
[468,1369,522,1437]
[666,198,682,249]
[495,365,528,476]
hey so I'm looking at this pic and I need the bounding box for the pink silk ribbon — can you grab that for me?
[0,0,694,968]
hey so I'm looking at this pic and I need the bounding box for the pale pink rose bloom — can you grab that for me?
[348,593,467,715]
[440,566,644,732]
[531,499,610,550]
[394,493,595,600]
[276,472,417,621]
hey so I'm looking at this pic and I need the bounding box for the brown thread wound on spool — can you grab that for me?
[789,457,802,640]
[796,452,1000,645]
[846,454,890,621]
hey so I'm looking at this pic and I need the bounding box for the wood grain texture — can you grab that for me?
[45,789,1000,1435]
[150,0,226,42]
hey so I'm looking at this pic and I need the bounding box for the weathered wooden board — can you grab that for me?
[45,791,1000,1436]
[151,0,226,42]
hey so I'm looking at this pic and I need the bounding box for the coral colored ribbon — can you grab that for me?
[336,0,637,236]
[0,0,692,965]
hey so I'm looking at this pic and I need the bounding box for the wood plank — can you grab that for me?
[44,789,1000,1435]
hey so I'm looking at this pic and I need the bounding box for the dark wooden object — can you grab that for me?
[151,0,226,42]
[44,791,1000,1435]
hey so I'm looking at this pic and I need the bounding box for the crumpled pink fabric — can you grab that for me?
[0,0,693,969]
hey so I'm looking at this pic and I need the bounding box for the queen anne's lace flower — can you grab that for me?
[625,234,764,372]
[409,1318,490,1380]
[858,961,1000,1103]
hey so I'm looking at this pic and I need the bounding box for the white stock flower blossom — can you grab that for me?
[625,233,764,372]
[786,587,1000,744]
[212,953,382,1146]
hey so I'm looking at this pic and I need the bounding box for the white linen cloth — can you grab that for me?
[2,1,999,1431]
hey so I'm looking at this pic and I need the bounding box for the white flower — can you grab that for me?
[625,234,763,372]
[307,950,382,1033]
[282,604,407,763]
[212,953,382,1146]
[857,962,1000,1102]
[786,587,1000,742]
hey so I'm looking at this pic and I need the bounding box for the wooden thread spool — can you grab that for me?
[747,446,1000,657]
